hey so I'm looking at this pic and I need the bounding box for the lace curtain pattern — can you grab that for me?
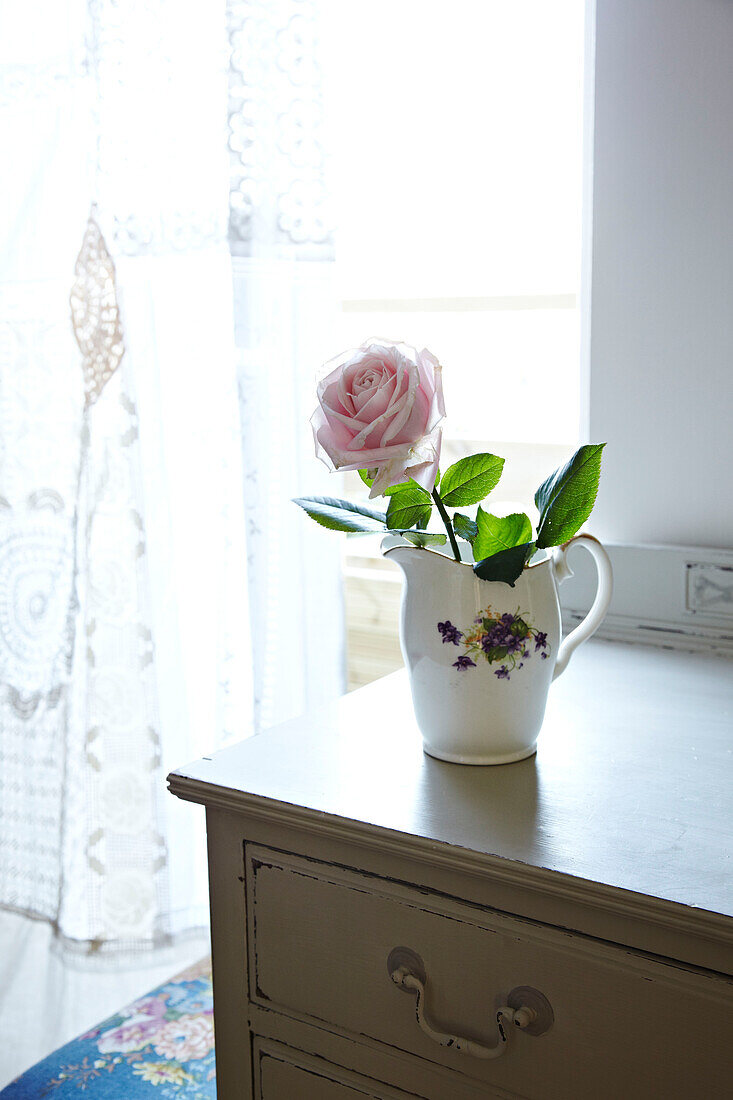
[64,214,171,945]
[0,276,82,928]
[0,198,198,949]
[228,0,334,258]
[0,0,346,952]
[228,0,344,730]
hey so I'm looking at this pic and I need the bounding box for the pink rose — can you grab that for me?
[312,340,445,498]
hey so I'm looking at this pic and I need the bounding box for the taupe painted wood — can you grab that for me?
[208,798,726,974]
[248,847,733,1100]
[170,641,733,964]
[254,1038,423,1099]
[167,640,733,1098]
[204,809,250,1092]
[247,1004,509,1100]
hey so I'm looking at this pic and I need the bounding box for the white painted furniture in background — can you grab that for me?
[168,640,733,1099]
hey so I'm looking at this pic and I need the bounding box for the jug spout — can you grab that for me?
[381,534,473,573]
[380,537,418,576]
[380,535,473,584]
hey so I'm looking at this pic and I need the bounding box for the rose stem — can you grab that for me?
[431,488,461,562]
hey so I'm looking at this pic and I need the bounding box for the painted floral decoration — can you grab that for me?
[438,607,549,679]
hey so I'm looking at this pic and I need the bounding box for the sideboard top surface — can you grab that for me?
[169,640,733,932]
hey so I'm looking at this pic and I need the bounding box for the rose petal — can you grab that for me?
[312,339,446,479]
[322,378,359,420]
[385,385,430,446]
[337,368,356,416]
[353,369,395,414]
[416,348,446,431]
[323,439,424,469]
[354,376,396,421]
[369,457,410,497]
[312,410,355,470]
[405,427,442,493]
[348,381,411,449]
[379,361,418,445]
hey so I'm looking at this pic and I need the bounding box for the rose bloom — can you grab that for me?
[312,340,445,498]
[153,1013,215,1062]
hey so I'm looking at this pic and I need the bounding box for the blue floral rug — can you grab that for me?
[1,958,215,1097]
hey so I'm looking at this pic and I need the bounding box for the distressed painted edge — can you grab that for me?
[562,610,733,656]
[168,775,733,955]
[247,844,733,996]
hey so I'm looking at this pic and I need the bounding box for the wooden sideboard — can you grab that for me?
[168,640,733,1099]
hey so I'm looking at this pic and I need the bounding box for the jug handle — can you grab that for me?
[551,535,613,680]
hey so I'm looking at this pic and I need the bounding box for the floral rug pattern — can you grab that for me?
[1,958,215,1098]
[438,606,549,678]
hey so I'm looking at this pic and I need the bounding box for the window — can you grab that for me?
[322,1,588,687]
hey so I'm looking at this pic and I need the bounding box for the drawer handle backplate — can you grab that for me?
[387,947,553,1061]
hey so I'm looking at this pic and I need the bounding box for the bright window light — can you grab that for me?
[323,0,586,447]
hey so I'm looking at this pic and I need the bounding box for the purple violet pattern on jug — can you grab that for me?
[437,607,550,679]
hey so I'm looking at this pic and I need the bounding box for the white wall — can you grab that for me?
[586,0,733,549]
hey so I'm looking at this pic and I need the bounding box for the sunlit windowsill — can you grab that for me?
[340,294,577,313]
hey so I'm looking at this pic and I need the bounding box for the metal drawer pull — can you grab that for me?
[387,948,553,1060]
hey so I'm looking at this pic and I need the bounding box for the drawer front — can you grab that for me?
[254,1038,424,1099]
[247,846,733,1100]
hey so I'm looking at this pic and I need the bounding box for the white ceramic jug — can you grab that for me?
[383,535,613,765]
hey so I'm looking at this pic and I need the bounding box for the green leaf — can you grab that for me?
[399,478,432,499]
[398,531,448,548]
[534,443,606,549]
[473,542,534,586]
[439,454,505,508]
[510,617,529,638]
[358,469,432,499]
[473,508,533,561]
[484,645,508,662]
[386,488,433,531]
[453,512,478,543]
[292,496,387,533]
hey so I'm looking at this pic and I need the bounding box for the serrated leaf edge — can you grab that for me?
[439,454,505,507]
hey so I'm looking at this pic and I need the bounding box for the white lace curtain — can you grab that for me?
[0,0,344,952]
[228,0,345,733]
